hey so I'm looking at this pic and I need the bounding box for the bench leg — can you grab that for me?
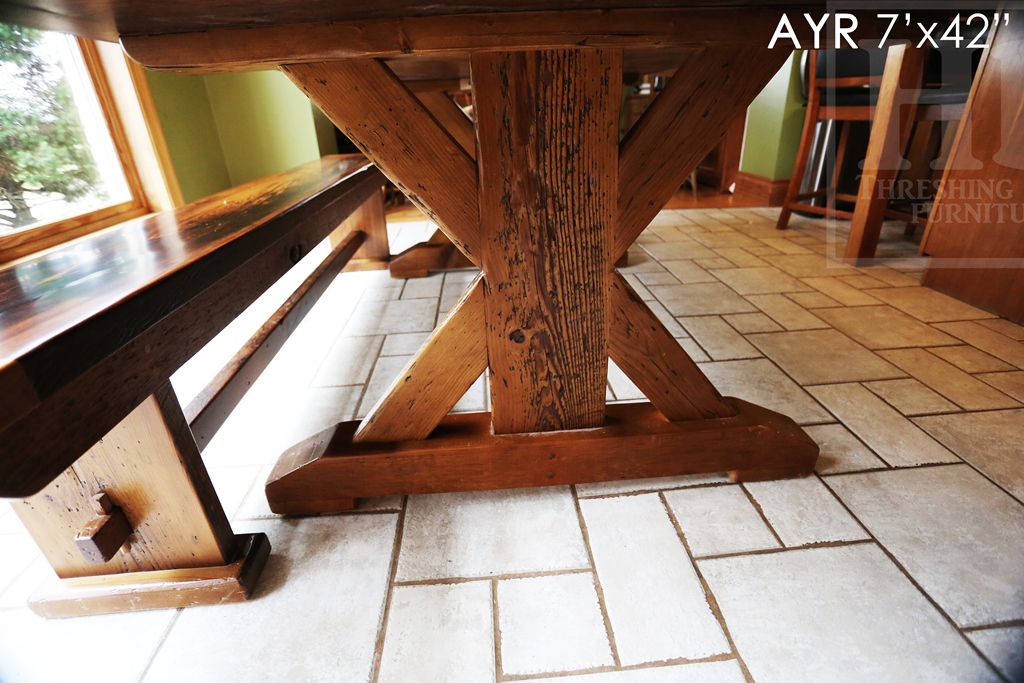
[337,187,391,271]
[12,382,270,618]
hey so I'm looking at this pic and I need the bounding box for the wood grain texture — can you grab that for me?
[14,384,235,578]
[186,230,367,449]
[416,90,477,160]
[29,532,270,618]
[0,156,384,497]
[608,272,734,421]
[473,48,619,434]
[617,45,789,257]
[355,275,487,442]
[116,8,948,72]
[921,19,1024,324]
[265,398,819,514]
[284,60,481,264]
[341,187,390,262]
[844,44,926,264]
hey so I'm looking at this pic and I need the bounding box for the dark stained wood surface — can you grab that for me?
[0,1,827,42]
[0,155,385,497]
[119,8,954,74]
[473,48,618,434]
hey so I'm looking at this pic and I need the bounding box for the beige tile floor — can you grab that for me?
[2,208,1024,682]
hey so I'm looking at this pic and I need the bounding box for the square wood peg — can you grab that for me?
[74,493,133,564]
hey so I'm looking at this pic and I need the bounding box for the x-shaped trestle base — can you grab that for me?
[268,45,818,514]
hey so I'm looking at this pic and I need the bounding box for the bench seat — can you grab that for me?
[0,154,385,498]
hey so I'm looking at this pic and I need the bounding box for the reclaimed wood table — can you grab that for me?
[1,3,944,520]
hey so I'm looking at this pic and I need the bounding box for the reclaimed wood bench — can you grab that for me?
[0,154,388,617]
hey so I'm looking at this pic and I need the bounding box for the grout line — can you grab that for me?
[737,483,786,549]
[134,608,182,683]
[369,496,408,683]
[492,578,503,683]
[500,653,741,682]
[570,485,622,668]
[814,476,1012,683]
[658,491,756,683]
[693,537,875,562]
[394,567,593,587]
[962,620,1024,632]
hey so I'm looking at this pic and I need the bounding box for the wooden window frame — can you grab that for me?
[0,37,182,264]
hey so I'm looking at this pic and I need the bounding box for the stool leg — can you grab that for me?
[777,52,821,230]
[845,44,926,264]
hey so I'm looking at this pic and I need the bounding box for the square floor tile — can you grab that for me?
[802,277,882,306]
[977,318,1024,340]
[699,359,831,424]
[710,267,811,295]
[862,378,960,416]
[762,254,848,278]
[866,287,995,322]
[526,660,748,683]
[914,409,1024,503]
[808,383,959,467]
[804,424,887,474]
[786,291,843,308]
[641,239,718,261]
[723,312,783,334]
[700,544,1000,683]
[814,306,958,349]
[878,348,1021,411]
[978,371,1024,402]
[928,345,1015,373]
[575,473,730,497]
[145,515,398,683]
[745,294,829,330]
[744,477,868,546]
[749,330,904,385]
[579,494,728,665]
[934,321,1024,369]
[498,573,613,675]
[342,298,438,336]
[379,582,494,683]
[397,488,589,581]
[312,334,384,387]
[663,485,780,556]
[679,317,760,360]
[828,465,1024,627]
[649,283,756,317]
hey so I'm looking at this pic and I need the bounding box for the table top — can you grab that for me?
[0,1,823,42]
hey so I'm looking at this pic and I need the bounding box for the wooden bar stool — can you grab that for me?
[776,45,972,263]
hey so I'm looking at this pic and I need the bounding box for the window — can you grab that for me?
[0,23,180,263]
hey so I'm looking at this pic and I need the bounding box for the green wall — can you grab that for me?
[146,70,232,204]
[146,69,321,203]
[740,53,807,181]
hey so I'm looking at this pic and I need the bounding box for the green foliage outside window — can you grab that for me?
[0,23,101,230]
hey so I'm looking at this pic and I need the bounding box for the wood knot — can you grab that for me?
[509,329,526,344]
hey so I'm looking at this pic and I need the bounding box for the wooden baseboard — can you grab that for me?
[734,171,790,207]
